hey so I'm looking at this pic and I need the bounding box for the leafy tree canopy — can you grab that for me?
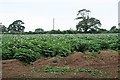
[76,9,101,33]
[35,28,44,32]
[8,20,25,33]
[0,23,8,33]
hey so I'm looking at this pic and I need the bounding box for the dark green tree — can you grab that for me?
[109,26,119,33]
[0,23,8,33]
[97,28,108,33]
[76,9,101,33]
[110,26,117,30]
[35,28,44,33]
[8,20,25,33]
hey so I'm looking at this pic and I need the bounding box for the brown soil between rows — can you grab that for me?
[2,50,119,78]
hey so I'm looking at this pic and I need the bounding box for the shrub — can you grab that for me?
[59,49,71,57]
[77,42,89,52]
[88,44,100,52]
[14,48,41,64]
[100,42,109,50]
[2,49,14,59]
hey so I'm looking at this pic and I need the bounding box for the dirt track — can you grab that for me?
[2,50,119,78]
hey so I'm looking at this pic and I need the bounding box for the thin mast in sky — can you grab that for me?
[53,18,55,30]
[118,1,120,28]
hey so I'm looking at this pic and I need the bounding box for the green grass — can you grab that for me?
[43,66,70,73]
[43,66,106,75]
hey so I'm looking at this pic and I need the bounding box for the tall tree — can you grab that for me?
[8,20,25,33]
[75,9,101,33]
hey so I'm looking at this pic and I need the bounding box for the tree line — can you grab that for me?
[0,9,119,34]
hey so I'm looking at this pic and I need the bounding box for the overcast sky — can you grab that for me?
[0,0,119,32]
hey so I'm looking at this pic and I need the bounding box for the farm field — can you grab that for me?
[1,33,120,78]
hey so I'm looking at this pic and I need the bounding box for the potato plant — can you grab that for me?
[1,34,118,63]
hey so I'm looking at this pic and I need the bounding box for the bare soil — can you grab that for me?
[2,50,119,78]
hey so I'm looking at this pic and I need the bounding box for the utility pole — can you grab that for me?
[118,1,120,28]
[53,18,55,30]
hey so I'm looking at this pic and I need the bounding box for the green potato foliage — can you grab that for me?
[1,34,118,63]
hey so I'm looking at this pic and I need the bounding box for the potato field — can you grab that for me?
[1,33,120,78]
[1,34,119,63]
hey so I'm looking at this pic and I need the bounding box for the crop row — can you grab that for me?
[1,34,119,63]
[43,66,105,75]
